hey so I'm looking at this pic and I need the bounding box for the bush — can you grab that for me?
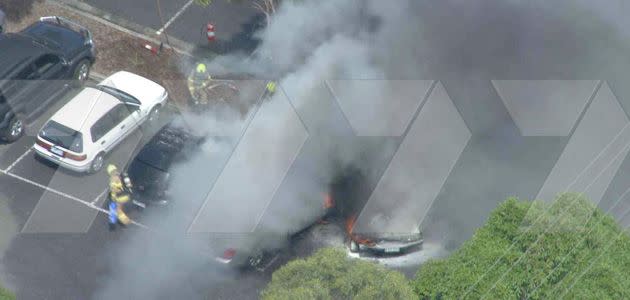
[413,193,630,299]
[262,248,415,300]
[0,0,42,22]
[0,287,15,300]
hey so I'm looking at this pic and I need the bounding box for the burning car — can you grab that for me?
[215,165,424,270]
[330,167,424,258]
[346,214,423,256]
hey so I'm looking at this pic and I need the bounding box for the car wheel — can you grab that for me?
[148,105,161,123]
[72,59,91,87]
[90,153,105,173]
[3,115,24,143]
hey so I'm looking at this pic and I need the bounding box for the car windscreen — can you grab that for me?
[40,120,83,152]
[94,85,141,105]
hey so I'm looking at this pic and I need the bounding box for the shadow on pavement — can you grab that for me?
[191,13,265,57]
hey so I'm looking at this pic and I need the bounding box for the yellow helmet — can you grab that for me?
[196,63,207,73]
[107,164,118,176]
[266,81,276,93]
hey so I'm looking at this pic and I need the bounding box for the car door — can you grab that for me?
[3,63,39,120]
[108,103,141,148]
[26,54,67,118]
[90,110,117,154]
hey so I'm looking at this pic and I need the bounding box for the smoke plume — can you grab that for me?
[94,0,630,298]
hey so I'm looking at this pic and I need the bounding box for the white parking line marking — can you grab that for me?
[156,0,194,35]
[91,189,108,205]
[0,169,148,229]
[6,148,32,173]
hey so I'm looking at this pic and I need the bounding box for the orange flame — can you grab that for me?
[346,214,374,246]
[323,193,335,209]
[346,214,357,234]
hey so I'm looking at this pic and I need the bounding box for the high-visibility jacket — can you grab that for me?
[266,81,276,94]
[109,175,129,204]
[188,70,212,94]
[111,191,130,204]
[108,174,131,225]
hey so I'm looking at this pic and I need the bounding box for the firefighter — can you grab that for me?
[265,81,276,98]
[107,164,131,228]
[188,63,213,104]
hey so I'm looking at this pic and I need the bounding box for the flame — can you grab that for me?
[346,214,357,233]
[323,193,334,209]
[346,214,374,246]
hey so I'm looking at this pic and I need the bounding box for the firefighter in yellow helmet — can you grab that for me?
[188,63,213,105]
[107,164,131,226]
[265,81,276,98]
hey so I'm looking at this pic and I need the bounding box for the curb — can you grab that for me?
[89,71,106,81]
[49,0,197,57]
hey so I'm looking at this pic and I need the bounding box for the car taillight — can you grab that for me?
[65,152,87,161]
[36,138,51,150]
[223,248,236,260]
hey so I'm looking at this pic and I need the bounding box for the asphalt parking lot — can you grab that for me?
[83,0,263,52]
[8,1,630,299]
[0,81,173,234]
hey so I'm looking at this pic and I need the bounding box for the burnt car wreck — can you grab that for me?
[130,119,424,269]
[328,168,424,258]
[346,216,423,257]
[125,120,204,207]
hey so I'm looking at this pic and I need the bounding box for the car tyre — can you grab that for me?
[72,59,91,88]
[90,152,105,174]
[2,115,24,143]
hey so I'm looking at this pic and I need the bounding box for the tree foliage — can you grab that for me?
[262,247,415,300]
[193,0,212,6]
[413,193,630,299]
[0,287,14,300]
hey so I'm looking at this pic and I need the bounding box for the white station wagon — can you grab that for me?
[33,71,168,173]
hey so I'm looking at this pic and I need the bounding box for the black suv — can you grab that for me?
[0,16,95,142]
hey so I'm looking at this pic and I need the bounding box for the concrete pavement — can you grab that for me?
[80,0,264,54]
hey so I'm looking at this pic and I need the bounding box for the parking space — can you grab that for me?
[0,81,178,233]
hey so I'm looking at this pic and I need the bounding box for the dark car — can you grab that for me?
[0,9,5,34]
[0,16,95,142]
[125,120,204,206]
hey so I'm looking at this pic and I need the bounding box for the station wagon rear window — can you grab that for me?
[40,120,83,153]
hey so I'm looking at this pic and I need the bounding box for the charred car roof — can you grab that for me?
[133,121,203,171]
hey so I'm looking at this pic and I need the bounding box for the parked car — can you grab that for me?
[33,71,168,173]
[0,16,95,142]
[125,120,204,206]
[0,9,5,34]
